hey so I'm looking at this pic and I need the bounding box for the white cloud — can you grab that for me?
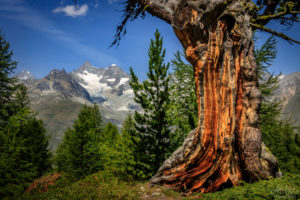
[53,4,88,17]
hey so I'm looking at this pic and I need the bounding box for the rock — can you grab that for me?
[151,192,161,197]
[260,142,279,177]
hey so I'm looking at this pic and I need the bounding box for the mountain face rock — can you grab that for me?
[71,63,134,112]
[272,72,300,126]
[16,63,139,149]
[34,69,92,102]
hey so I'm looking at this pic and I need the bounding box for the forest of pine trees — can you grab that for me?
[0,28,299,199]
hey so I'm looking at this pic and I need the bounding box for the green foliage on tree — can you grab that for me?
[0,105,51,198]
[5,108,51,176]
[0,120,36,197]
[98,120,136,180]
[255,36,300,174]
[0,32,17,127]
[55,104,104,178]
[0,32,51,198]
[129,29,171,178]
[111,114,148,179]
[102,122,119,145]
[13,84,30,112]
[56,105,139,180]
[120,114,138,175]
[168,51,198,151]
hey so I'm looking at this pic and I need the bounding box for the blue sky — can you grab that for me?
[0,0,299,80]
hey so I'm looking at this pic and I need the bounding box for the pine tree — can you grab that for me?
[55,104,104,178]
[99,120,136,179]
[0,127,36,197]
[4,108,51,177]
[129,29,171,178]
[0,32,17,128]
[0,32,51,197]
[0,107,50,197]
[117,114,145,179]
[102,122,119,146]
[13,84,30,112]
[255,36,300,174]
[168,51,198,151]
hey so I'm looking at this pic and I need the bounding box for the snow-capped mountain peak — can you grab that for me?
[16,70,35,81]
[71,62,136,112]
[16,62,140,132]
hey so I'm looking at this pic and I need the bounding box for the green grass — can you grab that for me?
[187,173,300,200]
[20,172,300,200]
[21,171,140,200]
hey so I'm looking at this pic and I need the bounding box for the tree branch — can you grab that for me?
[257,11,300,21]
[250,23,300,45]
[144,0,172,24]
[261,0,280,17]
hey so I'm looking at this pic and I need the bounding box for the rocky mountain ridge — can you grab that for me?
[272,72,300,126]
[17,62,139,149]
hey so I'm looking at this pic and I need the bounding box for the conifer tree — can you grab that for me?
[255,36,300,174]
[118,114,144,178]
[55,104,104,178]
[168,51,198,150]
[13,84,30,112]
[0,32,51,197]
[99,120,136,179]
[4,108,51,177]
[0,32,17,128]
[102,122,119,146]
[129,29,171,178]
[0,126,36,197]
[121,114,136,146]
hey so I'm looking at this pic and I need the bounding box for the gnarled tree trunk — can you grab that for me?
[144,0,279,194]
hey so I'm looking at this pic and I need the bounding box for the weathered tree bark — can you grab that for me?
[137,0,280,194]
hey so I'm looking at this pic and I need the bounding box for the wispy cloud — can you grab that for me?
[108,0,119,4]
[94,1,99,8]
[53,4,88,17]
[0,0,119,65]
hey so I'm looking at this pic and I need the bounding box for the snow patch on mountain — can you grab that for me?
[278,74,286,80]
[107,78,116,82]
[71,62,140,115]
[117,105,129,111]
[124,89,134,95]
[76,70,110,97]
[118,77,129,86]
